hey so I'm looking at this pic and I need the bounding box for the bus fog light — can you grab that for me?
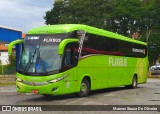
[52,87,58,91]
[17,85,21,90]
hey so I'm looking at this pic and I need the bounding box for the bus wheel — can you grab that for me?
[125,76,137,89]
[76,78,90,97]
[131,76,137,89]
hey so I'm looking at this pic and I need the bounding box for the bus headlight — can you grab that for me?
[17,78,23,82]
[48,74,69,83]
[49,77,64,83]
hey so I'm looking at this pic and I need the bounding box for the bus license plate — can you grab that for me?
[31,90,39,94]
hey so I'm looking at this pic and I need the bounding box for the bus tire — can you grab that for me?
[76,78,90,97]
[131,75,138,89]
[125,75,137,89]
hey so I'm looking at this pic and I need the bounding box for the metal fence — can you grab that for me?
[0,65,16,76]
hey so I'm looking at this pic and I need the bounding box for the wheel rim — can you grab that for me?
[80,83,87,93]
[133,77,137,87]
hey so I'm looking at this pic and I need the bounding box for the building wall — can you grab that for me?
[0,26,22,42]
[22,33,26,38]
[0,26,22,67]
[0,43,8,51]
[0,52,9,65]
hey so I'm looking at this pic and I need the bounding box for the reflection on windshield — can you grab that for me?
[18,36,63,75]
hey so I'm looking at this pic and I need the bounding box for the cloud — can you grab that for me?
[0,0,54,32]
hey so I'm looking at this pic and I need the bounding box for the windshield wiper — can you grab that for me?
[23,45,48,74]
[35,46,47,73]
[23,46,39,73]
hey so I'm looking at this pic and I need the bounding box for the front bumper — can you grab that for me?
[16,80,63,95]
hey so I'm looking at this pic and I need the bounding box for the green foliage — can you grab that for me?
[44,0,160,64]
[147,34,160,65]
[44,0,159,37]
[8,53,16,66]
[0,53,16,75]
[44,0,68,24]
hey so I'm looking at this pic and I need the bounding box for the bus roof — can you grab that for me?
[27,24,146,45]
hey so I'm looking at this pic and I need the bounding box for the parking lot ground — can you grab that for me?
[0,78,160,114]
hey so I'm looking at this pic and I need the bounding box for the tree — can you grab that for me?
[8,53,16,66]
[44,0,157,37]
[44,0,69,24]
[44,0,113,28]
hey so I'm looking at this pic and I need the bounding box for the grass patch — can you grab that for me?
[0,77,14,80]
[148,77,160,79]
[0,82,15,86]
[0,65,16,75]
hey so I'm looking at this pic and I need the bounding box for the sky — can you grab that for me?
[0,0,54,33]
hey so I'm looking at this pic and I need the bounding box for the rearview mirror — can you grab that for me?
[58,39,78,55]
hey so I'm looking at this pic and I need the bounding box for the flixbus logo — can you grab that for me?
[132,48,145,54]
[109,57,127,67]
[43,38,61,43]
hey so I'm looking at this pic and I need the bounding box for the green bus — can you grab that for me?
[8,24,148,97]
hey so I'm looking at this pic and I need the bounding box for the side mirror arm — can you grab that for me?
[8,39,23,55]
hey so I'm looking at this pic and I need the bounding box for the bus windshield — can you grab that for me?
[18,35,64,75]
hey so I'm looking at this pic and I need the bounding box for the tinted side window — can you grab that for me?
[117,40,147,58]
[81,33,121,56]
[81,33,147,58]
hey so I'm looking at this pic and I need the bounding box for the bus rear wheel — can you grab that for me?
[131,76,138,89]
[125,75,137,89]
[76,78,90,97]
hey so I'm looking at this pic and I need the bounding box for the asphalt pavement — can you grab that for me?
[0,78,160,114]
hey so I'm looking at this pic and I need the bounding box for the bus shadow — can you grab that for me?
[89,86,139,96]
[18,86,143,103]
[89,86,126,96]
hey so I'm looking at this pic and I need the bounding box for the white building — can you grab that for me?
[0,52,9,65]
